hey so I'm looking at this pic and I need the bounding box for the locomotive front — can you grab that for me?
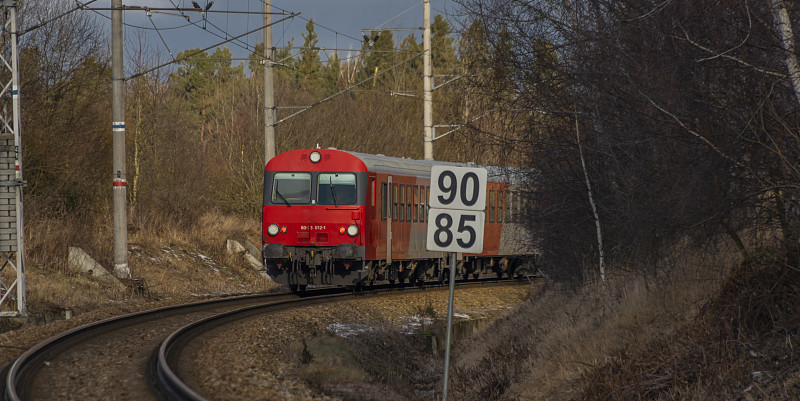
[261,149,368,290]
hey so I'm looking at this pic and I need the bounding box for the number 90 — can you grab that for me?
[437,171,480,207]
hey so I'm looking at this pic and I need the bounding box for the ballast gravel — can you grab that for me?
[0,284,531,400]
[186,284,531,401]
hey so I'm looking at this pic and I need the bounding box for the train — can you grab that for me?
[261,148,534,291]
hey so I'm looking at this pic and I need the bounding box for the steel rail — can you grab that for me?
[2,292,297,401]
[150,279,529,400]
[152,292,351,401]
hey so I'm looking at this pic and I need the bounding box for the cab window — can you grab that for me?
[317,173,357,205]
[272,172,311,204]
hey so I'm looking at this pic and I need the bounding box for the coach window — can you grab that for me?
[370,178,376,207]
[381,182,387,221]
[416,185,421,222]
[393,184,398,221]
[505,191,510,222]
[417,186,423,222]
[317,173,356,205]
[272,172,311,204]
[498,190,504,223]
[404,184,410,221]
[489,189,496,223]
[413,186,418,222]
[411,185,416,222]
[426,187,430,222]
[507,191,514,223]
[407,185,413,221]
[400,184,406,222]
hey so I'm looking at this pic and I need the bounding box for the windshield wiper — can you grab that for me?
[274,182,291,207]
[329,177,339,207]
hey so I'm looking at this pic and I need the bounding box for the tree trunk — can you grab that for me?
[771,0,800,108]
[575,110,605,286]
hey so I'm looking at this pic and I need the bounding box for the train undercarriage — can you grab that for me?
[263,244,534,291]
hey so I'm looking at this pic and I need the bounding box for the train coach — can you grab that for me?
[261,148,534,291]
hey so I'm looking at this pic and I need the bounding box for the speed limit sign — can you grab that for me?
[426,166,487,253]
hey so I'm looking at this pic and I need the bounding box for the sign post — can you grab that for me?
[426,165,486,400]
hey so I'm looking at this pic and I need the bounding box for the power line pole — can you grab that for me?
[264,0,276,163]
[112,0,129,278]
[423,0,433,160]
[0,0,27,317]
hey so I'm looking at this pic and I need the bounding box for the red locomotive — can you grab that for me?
[261,148,533,291]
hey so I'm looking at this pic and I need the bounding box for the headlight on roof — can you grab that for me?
[309,151,321,163]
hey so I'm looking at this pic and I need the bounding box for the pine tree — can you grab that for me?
[321,52,342,95]
[297,19,323,88]
[431,14,457,75]
[359,30,395,88]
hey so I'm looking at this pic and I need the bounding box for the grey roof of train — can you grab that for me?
[340,149,526,184]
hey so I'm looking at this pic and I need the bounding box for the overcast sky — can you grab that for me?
[91,0,460,73]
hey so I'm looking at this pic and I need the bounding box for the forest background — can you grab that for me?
[4,0,800,399]
[19,0,800,286]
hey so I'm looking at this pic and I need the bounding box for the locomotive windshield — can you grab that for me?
[272,172,311,204]
[317,173,357,205]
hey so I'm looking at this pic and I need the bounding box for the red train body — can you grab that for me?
[261,148,533,290]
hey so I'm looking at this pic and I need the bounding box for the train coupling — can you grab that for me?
[262,243,361,267]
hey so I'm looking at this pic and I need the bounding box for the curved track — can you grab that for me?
[2,292,299,401]
[150,292,351,400]
[3,279,526,400]
[150,280,521,400]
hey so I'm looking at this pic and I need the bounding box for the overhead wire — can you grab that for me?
[126,11,296,81]
[28,1,440,125]
[266,1,362,43]
[74,2,194,32]
[373,1,422,30]
[166,0,255,54]
[20,0,101,35]
[276,51,426,125]
[147,11,175,59]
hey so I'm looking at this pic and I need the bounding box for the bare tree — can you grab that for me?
[455,0,800,281]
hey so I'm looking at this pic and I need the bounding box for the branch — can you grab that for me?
[638,90,744,168]
[677,22,784,77]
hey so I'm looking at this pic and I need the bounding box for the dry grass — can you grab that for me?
[447,247,737,400]
[578,249,800,400]
[2,208,275,329]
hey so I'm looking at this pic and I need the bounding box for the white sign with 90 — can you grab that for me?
[426,166,487,254]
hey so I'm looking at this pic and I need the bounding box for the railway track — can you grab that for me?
[3,279,527,400]
[2,292,300,401]
[150,291,351,400]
